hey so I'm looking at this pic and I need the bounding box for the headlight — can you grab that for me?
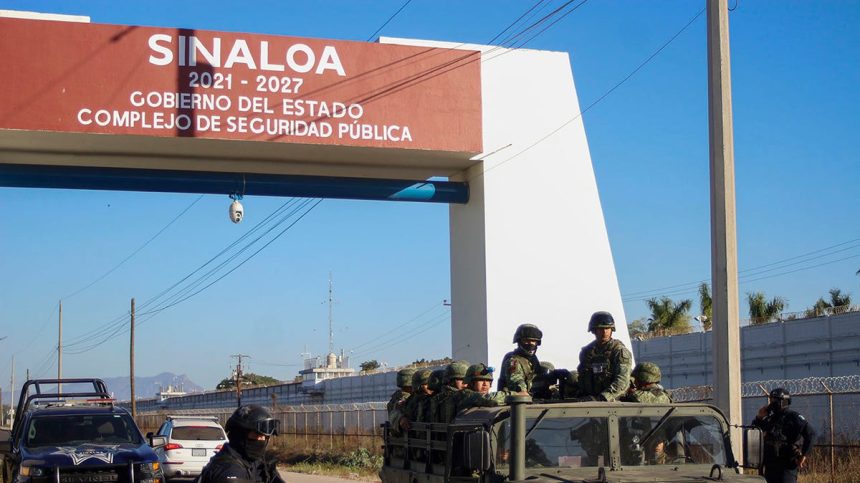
[20,467,47,477]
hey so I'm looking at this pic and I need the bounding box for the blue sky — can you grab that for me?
[0,1,858,392]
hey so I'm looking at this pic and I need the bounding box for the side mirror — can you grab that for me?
[149,435,168,447]
[0,440,11,454]
[465,430,491,472]
[740,427,763,470]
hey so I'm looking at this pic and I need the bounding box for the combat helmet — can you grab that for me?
[445,360,470,384]
[512,323,543,344]
[588,311,616,332]
[464,363,495,384]
[411,368,432,389]
[396,367,416,389]
[631,362,662,384]
[225,405,280,437]
[428,369,446,392]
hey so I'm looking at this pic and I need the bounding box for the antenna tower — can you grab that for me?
[327,272,334,354]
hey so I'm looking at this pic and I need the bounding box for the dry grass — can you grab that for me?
[268,434,383,481]
[797,446,860,483]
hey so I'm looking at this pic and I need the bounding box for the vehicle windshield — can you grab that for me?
[26,414,142,447]
[496,415,611,469]
[619,415,727,466]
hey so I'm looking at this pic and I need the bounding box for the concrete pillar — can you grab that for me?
[382,39,631,370]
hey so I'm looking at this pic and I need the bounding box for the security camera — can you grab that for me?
[229,199,244,223]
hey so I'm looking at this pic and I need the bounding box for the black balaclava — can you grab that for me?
[517,340,538,356]
[230,430,269,461]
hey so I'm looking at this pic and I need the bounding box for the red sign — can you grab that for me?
[0,18,482,154]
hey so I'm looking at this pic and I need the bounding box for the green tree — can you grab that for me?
[747,291,786,325]
[360,360,381,372]
[828,288,851,308]
[646,296,693,336]
[628,318,648,339]
[698,282,713,331]
[216,372,280,389]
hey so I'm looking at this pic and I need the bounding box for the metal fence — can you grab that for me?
[135,402,388,454]
[670,375,860,481]
[136,376,860,478]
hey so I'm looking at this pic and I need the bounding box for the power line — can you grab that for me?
[621,236,860,300]
[488,0,550,45]
[351,310,450,360]
[366,0,413,42]
[348,300,447,352]
[470,7,706,181]
[62,195,204,300]
[64,199,324,355]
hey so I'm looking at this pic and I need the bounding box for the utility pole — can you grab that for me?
[327,272,334,355]
[58,300,63,395]
[230,354,250,408]
[707,0,742,459]
[130,298,136,418]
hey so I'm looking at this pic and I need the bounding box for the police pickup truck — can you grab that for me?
[381,396,765,483]
[0,379,165,483]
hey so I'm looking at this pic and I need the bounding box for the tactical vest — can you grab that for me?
[498,350,540,393]
[579,339,630,399]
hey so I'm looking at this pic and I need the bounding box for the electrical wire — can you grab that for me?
[366,0,413,42]
[63,199,323,355]
[350,309,451,360]
[470,7,706,182]
[621,237,860,300]
[348,300,448,352]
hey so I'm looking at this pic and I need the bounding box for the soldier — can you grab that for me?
[387,367,415,415]
[498,323,546,394]
[576,311,632,401]
[199,405,284,483]
[395,368,433,432]
[456,363,510,412]
[752,388,816,483]
[419,369,446,422]
[621,362,672,403]
[432,360,469,423]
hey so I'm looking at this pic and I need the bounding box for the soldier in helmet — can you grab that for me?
[752,388,815,483]
[621,362,672,403]
[576,311,632,401]
[455,363,511,412]
[498,323,546,394]
[387,367,415,420]
[395,368,433,432]
[432,361,469,423]
[419,369,447,422]
[199,404,284,483]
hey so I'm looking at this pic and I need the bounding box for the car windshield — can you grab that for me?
[172,426,225,441]
[496,415,611,469]
[26,414,142,447]
[619,415,727,466]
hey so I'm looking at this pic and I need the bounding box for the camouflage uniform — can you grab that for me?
[577,338,632,401]
[455,363,510,413]
[621,362,671,403]
[432,361,469,423]
[392,368,432,432]
[417,369,446,422]
[387,368,415,413]
[498,324,545,394]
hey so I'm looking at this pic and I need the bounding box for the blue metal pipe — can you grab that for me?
[0,163,468,204]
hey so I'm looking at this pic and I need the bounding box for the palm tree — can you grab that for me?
[828,288,851,309]
[646,296,693,336]
[698,282,713,331]
[747,291,787,325]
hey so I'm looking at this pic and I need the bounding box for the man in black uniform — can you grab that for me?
[199,405,285,483]
[751,388,815,483]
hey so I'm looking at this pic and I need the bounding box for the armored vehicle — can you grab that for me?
[381,396,764,482]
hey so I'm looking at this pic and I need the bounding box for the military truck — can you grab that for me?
[381,396,764,482]
[0,379,165,483]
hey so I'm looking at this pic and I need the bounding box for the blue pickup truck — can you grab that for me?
[0,379,165,483]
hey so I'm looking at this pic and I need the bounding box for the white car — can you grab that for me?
[154,416,227,480]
